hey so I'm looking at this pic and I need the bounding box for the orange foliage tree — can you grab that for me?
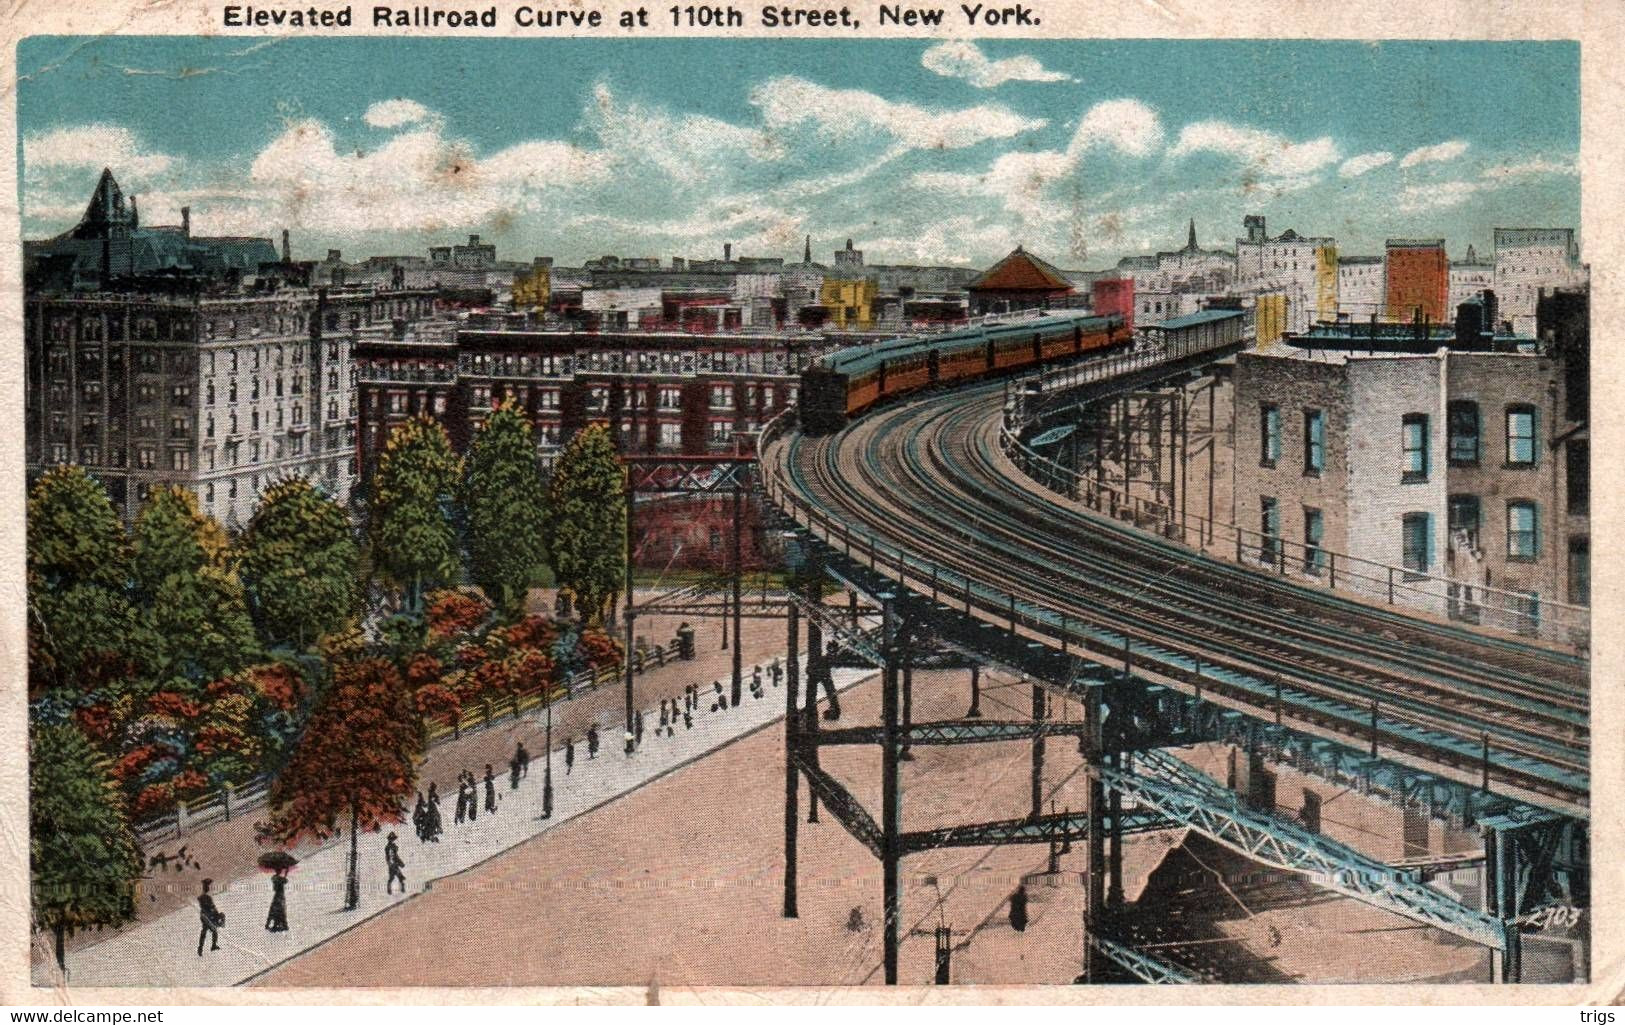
[264,657,422,910]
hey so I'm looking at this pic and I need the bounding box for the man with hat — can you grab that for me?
[384,832,407,895]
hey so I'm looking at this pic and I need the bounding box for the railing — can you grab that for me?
[1000,395,1590,650]
[130,637,686,846]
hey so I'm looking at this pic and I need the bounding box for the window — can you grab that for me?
[170,450,191,471]
[1401,414,1429,482]
[1402,512,1432,575]
[710,385,735,411]
[137,447,156,469]
[1303,409,1324,474]
[1447,495,1481,551]
[1303,507,1325,574]
[1260,497,1280,565]
[659,422,681,447]
[658,387,682,410]
[1260,404,1281,466]
[1569,538,1590,606]
[1506,405,1537,465]
[709,420,733,443]
[1507,501,1539,560]
[1447,401,1479,465]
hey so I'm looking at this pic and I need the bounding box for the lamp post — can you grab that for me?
[542,687,554,819]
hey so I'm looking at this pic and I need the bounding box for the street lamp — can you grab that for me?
[542,687,554,819]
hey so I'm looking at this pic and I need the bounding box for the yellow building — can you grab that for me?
[819,278,876,329]
[512,265,551,311]
[1255,293,1289,346]
[1314,245,1338,324]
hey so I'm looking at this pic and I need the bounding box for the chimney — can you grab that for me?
[129,194,139,229]
[724,243,732,262]
[181,206,191,238]
[469,234,481,245]
[281,229,291,263]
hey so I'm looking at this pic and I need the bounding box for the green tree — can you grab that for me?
[27,468,145,696]
[547,424,626,626]
[239,478,361,650]
[463,400,550,616]
[371,416,462,613]
[27,466,129,593]
[130,486,258,681]
[30,722,143,974]
[265,657,423,910]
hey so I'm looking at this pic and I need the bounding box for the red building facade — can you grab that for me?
[1384,239,1450,325]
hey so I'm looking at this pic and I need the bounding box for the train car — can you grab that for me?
[798,311,1126,435]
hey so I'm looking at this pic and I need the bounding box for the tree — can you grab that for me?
[30,722,143,975]
[463,400,551,616]
[238,479,361,650]
[265,657,422,910]
[371,416,462,613]
[130,486,259,682]
[27,468,142,697]
[547,425,626,626]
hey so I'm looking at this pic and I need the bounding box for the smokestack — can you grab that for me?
[281,229,291,263]
[724,242,732,262]
[181,206,191,238]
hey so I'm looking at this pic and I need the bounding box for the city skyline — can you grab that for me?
[19,36,1581,269]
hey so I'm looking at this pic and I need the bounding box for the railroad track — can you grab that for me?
[766,382,1590,811]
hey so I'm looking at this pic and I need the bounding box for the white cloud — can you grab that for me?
[750,75,1045,152]
[1068,98,1164,158]
[920,41,1072,88]
[363,99,436,129]
[1480,155,1577,181]
[243,113,609,236]
[1395,180,1481,213]
[1169,120,1339,179]
[1338,151,1394,178]
[585,82,783,180]
[25,124,173,177]
[1399,139,1468,168]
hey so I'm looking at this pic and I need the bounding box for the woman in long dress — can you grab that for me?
[425,782,443,842]
[265,871,289,932]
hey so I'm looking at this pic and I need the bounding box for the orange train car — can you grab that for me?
[800,311,1127,435]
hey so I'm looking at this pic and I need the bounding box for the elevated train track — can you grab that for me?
[763,359,1589,815]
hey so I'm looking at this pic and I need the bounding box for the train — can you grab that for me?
[800,311,1129,434]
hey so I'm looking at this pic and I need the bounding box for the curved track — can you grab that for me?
[766,379,1589,810]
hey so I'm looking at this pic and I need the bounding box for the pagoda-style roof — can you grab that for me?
[965,245,1074,293]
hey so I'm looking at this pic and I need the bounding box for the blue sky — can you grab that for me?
[17,36,1580,268]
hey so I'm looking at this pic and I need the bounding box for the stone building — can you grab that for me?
[1234,216,1337,334]
[1232,306,1588,636]
[1448,245,1496,316]
[25,285,438,526]
[1493,228,1587,336]
[1336,255,1385,319]
[1384,239,1450,324]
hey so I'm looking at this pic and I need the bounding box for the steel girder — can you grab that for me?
[815,718,1092,747]
[901,805,1167,854]
[791,749,883,858]
[1105,749,1506,950]
[1085,934,1203,985]
[624,456,755,495]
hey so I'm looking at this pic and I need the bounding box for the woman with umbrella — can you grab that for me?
[259,851,297,932]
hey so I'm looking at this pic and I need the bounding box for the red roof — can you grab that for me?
[966,246,1074,293]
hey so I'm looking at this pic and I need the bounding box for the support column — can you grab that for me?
[1029,679,1045,821]
[803,576,823,823]
[967,665,982,718]
[731,482,743,708]
[623,471,637,743]
[783,600,800,919]
[900,629,914,761]
[1107,750,1124,909]
[881,599,902,986]
[1083,685,1107,982]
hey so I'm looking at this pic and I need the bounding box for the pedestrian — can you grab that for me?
[197,879,223,956]
[683,709,693,730]
[484,765,497,813]
[714,680,726,709]
[467,771,478,822]
[425,783,443,842]
[587,724,599,759]
[659,700,669,728]
[454,775,468,825]
[623,729,635,757]
[1009,884,1029,933]
[517,741,530,779]
[753,664,764,693]
[509,752,522,790]
[385,832,407,895]
[771,656,783,687]
[565,737,576,775]
[264,870,288,933]
[412,792,428,842]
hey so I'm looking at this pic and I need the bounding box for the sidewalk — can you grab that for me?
[37,662,877,988]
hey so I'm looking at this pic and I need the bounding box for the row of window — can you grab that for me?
[1260,402,1540,480]
[1258,496,1544,575]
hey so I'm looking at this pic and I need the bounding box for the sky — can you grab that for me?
[16,36,1581,269]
